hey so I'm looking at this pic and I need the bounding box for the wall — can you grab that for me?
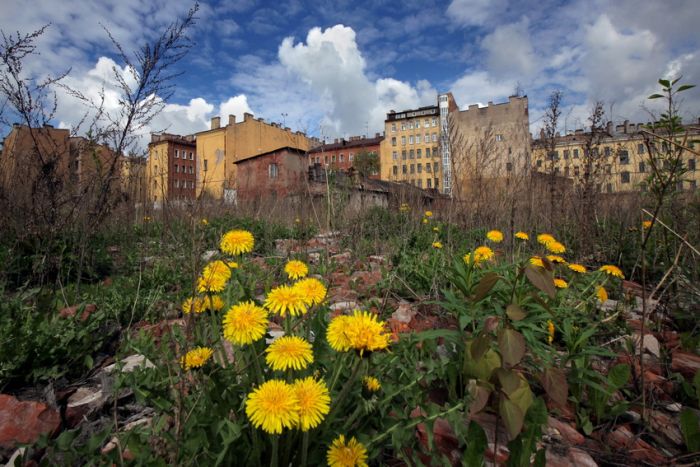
[147,140,169,203]
[196,127,226,199]
[235,148,308,202]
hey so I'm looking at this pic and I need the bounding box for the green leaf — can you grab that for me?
[658,79,671,88]
[463,421,487,465]
[473,272,500,302]
[607,364,630,390]
[509,377,534,416]
[506,303,526,321]
[648,93,664,99]
[524,265,556,298]
[692,370,700,403]
[471,335,492,361]
[677,84,696,92]
[681,408,700,451]
[467,379,492,416]
[464,346,501,381]
[541,367,568,407]
[496,368,521,395]
[500,397,525,439]
[498,328,526,367]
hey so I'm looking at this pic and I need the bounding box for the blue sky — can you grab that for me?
[1,0,698,148]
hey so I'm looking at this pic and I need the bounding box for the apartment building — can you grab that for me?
[307,134,383,175]
[146,133,197,204]
[532,119,700,193]
[234,146,308,202]
[379,93,458,193]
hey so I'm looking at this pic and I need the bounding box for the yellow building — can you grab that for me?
[146,133,197,205]
[379,93,457,192]
[196,114,316,201]
[532,120,700,193]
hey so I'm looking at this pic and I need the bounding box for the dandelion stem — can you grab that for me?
[300,431,309,467]
[369,402,464,446]
[326,357,363,425]
[270,435,279,467]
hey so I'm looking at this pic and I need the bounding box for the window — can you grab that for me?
[402,165,407,174]
[175,165,179,173]
[639,162,645,173]
[426,163,431,172]
[203,160,208,172]
[432,133,437,142]
[190,181,194,189]
[391,123,396,132]
[349,153,354,162]
[332,154,336,163]
[564,150,570,159]
[408,121,413,129]
[605,164,611,174]
[564,167,569,176]
[604,147,611,157]
[269,163,278,179]
[432,117,437,127]
[620,171,630,184]
[427,178,432,188]
[574,166,580,176]
[402,150,407,160]
[607,183,613,193]
[409,149,414,159]
[417,179,422,188]
[689,159,696,171]
[392,165,398,176]
[392,151,398,160]
[536,160,542,168]
[401,122,406,131]
[410,164,415,174]
[426,148,431,158]
[424,118,429,128]
[425,132,429,142]
[637,143,645,154]
[417,149,422,158]
[573,148,579,158]
[434,177,439,188]
[391,137,396,146]
[619,150,629,164]
[690,180,697,190]
[415,134,421,144]
[324,155,328,164]
[401,136,406,145]
[175,150,179,158]
[433,162,439,172]
[339,154,344,162]
[548,151,559,161]
[507,162,513,172]
[417,163,422,174]
[496,134,504,142]
[409,136,414,145]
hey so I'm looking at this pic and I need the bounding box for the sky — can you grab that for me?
[1,0,698,150]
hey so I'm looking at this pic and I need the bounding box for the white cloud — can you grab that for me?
[446,0,507,27]
[481,18,537,78]
[219,95,253,122]
[449,71,516,108]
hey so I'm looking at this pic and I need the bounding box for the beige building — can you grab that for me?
[532,119,700,193]
[379,93,458,193]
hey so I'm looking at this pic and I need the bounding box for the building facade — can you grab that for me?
[532,119,700,193]
[196,114,317,201]
[379,93,458,193]
[234,146,308,203]
[146,133,197,204]
[307,134,383,175]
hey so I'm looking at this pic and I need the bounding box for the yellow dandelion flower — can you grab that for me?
[143,216,152,222]
[183,295,225,314]
[266,336,313,371]
[486,230,504,243]
[547,320,555,345]
[222,301,268,345]
[599,265,624,279]
[422,218,428,224]
[363,376,381,392]
[537,233,556,246]
[399,203,410,213]
[200,218,208,225]
[424,210,433,218]
[227,261,239,269]
[568,263,587,273]
[546,255,567,264]
[515,231,529,241]
[530,256,544,268]
[432,241,443,249]
[327,315,353,352]
[197,260,231,293]
[265,285,308,317]
[553,278,568,289]
[245,379,299,434]
[433,226,440,233]
[346,310,391,356]
[285,260,308,280]
[546,241,566,254]
[294,277,327,306]
[463,246,495,265]
[295,217,301,224]
[596,285,608,303]
[220,229,255,256]
[642,220,652,229]
[327,435,368,467]
[293,377,331,431]
[180,347,214,370]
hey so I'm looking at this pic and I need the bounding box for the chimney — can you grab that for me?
[488,101,494,106]
[540,128,545,140]
[211,117,220,130]
[228,114,236,125]
[606,121,613,134]
[244,112,253,121]
[469,104,479,110]
[624,120,629,134]
[375,132,380,138]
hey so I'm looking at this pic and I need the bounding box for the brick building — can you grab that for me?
[234,146,308,203]
[307,134,383,175]
[146,133,197,204]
